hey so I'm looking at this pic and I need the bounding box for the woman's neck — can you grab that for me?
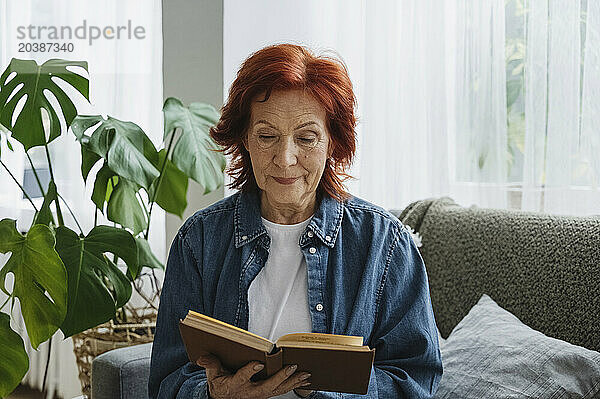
[259,191,317,225]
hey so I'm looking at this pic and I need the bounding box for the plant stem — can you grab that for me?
[144,128,177,240]
[42,338,52,394]
[57,192,83,234]
[25,152,45,196]
[112,222,119,264]
[114,306,127,324]
[151,268,162,298]
[133,278,158,311]
[43,143,64,226]
[138,191,149,219]
[0,158,38,212]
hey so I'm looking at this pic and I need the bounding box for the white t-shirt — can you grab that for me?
[248,216,313,398]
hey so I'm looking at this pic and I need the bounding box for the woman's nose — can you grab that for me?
[273,137,298,167]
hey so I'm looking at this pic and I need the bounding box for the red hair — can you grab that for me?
[209,43,357,202]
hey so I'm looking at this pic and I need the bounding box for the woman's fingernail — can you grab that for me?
[286,364,298,375]
[299,373,311,380]
[301,382,311,386]
[254,363,264,371]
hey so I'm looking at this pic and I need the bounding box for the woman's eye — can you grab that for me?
[256,135,277,148]
[298,137,316,144]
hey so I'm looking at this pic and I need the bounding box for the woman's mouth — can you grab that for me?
[273,176,299,185]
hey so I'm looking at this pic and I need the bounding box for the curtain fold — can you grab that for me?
[448,0,509,209]
[223,0,599,216]
[522,0,549,211]
[581,0,600,189]
[0,1,164,397]
[522,0,600,215]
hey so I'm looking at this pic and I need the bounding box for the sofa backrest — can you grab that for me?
[392,197,600,352]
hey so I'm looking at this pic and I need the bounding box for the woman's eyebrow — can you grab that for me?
[294,121,321,130]
[254,119,321,131]
[254,119,278,129]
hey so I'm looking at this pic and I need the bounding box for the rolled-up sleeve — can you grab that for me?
[309,227,443,398]
[149,229,210,399]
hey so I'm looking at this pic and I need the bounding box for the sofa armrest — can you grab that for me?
[91,342,153,399]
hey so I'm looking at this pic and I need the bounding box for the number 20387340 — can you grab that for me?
[18,42,74,52]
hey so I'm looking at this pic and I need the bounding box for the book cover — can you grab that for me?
[178,311,375,394]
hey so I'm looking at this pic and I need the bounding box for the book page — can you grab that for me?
[185,311,274,352]
[276,341,372,351]
[276,332,364,347]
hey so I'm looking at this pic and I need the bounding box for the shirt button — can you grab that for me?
[316,303,324,312]
[309,247,316,254]
[307,231,314,237]
[242,235,247,240]
[325,235,331,242]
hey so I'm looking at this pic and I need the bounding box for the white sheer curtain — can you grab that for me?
[223,0,599,216]
[522,0,600,215]
[360,0,452,209]
[358,0,508,210]
[222,0,510,211]
[0,1,164,397]
[446,1,510,209]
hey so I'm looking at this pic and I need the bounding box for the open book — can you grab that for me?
[179,310,375,394]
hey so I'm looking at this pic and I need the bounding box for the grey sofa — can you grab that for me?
[91,197,600,398]
[91,341,153,399]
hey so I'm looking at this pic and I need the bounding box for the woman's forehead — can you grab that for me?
[249,89,327,125]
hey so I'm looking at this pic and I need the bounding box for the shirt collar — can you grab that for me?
[234,189,344,249]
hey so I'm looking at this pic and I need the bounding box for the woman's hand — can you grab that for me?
[196,354,311,399]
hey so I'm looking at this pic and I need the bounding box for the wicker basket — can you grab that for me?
[72,314,155,398]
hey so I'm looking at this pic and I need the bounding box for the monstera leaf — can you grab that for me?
[32,180,58,227]
[87,160,147,234]
[0,59,89,150]
[163,98,225,193]
[80,139,101,182]
[0,313,28,397]
[148,149,188,217]
[135,237,164,270]
[0,219,67,349]
[107,178,148,235]
[54,225,138,337]
[71,115,160,190]
[90,162,118,211]
[0,122,13,158]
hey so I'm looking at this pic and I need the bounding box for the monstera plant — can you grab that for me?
[0,58,225,396]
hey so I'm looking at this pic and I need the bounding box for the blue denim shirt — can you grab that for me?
[149,189,443,398]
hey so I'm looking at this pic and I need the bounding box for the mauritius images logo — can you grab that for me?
[16,19,146,46]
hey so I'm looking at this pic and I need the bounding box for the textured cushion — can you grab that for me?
[435,294,600,398]
[394,197,600,352]
[91,342,153,399]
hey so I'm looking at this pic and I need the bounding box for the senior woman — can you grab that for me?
[149,43,442,399]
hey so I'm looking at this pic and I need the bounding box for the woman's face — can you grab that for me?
[245,89,331,211]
